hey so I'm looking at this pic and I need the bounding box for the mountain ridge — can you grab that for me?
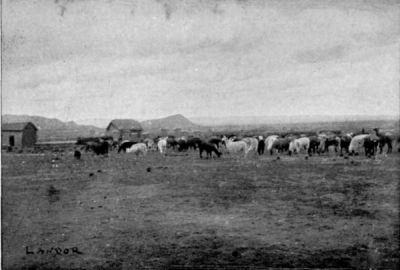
[189,114,399,126]
[2,114,104,141]
[3,114,398,141]
[1,114,205,140]
[140,114,203,132]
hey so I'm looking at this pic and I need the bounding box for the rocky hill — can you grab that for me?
[140,114,203,132]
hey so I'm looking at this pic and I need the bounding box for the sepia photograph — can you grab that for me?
[1,0,399,269]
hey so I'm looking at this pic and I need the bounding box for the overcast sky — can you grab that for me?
[2,0,399,122]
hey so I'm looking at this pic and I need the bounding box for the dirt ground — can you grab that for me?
[2,149,399,269]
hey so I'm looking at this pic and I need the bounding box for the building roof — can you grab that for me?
[106,119,143,131]
[2,122,38,131]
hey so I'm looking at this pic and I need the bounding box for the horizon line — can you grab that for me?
[2,113,399,126]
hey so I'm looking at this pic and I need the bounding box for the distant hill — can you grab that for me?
[3,113,397,141]
[75,118,112,128]
[2,114,104,141]
[190,115,400,126]
[140,114,203,132]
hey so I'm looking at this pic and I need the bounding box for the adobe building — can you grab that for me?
[2,122,38,148]
[105,119,143,141]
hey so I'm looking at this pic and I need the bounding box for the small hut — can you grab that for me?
[105,119,143,141]
[2,122,38,148]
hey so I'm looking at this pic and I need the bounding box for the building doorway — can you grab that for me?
[9,136,15,147]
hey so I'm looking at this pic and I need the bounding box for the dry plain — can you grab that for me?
[2,148,399,269]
